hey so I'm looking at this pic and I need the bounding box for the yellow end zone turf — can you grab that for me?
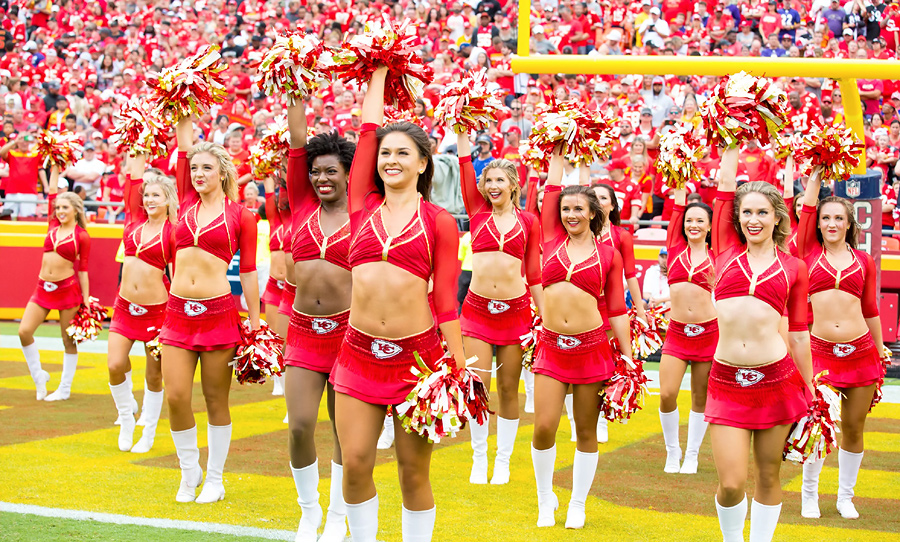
[1,347,899,541]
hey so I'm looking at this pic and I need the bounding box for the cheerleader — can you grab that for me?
[19,166,90,401]
[797,167,885,520]
[283,103,355,541]
[457,132,543,485]
[261,173,290,396]
[160,116,259,504]
[781,156,801,255]
[531,148,632,529]
[106,154,176,453]
[710,147,812,542]
[330,67,464,542]
[657,186,716,474]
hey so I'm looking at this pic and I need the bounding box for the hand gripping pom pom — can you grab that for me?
[519,308,542,372]
[256,33,334,105]
[396,352,493,444]
[66,297,108,345]
[37,130,83,169]
[657,123,705,190]
[147,334,161,362]
[793,124,864,184]
[330,16,434,111]
[148,45,228,124]
[871,346,892,411]
[699,71,789,148]
[600,339,650,422]
[231,319,285,385]
[109,98,169,158]
[522,100,618,168]
[629,306,668,359]
[434,71,504,134]
[784,372,842,463]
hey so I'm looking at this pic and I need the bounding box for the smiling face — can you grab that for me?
[818,201,850,245]
[739,192,777,244]
[143,183,168,219]
[592,185,614,215]
[310,154,348,204]
[684,206,710,243]
[377,132,427,192]
[481,168,514,208]
[55,197,75,225]
[560,193,595,236]
[190,152,223,196]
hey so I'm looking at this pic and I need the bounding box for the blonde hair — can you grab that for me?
[479,159,522,209]
[142,168,178,224]
[733,181,792,251]
[187,141,239,202]
[56,192,87,229]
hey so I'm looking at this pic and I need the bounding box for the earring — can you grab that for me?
[419,169,424,174]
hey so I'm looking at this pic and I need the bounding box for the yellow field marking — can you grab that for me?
[864,432,900,453]
[784,466,900,501]
[0,348,148,395]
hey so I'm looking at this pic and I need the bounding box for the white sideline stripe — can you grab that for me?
[0,502,294,541]
[0,335,145,355]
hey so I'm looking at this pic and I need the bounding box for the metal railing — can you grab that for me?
[0,196,124,209]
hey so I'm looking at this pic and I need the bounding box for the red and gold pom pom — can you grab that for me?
[784,372,841,463]
[700,71,789,148]
[231,319,285,385]
[396,352,492,444]
[434,71,504,134]
[66,297,108,345]
[519,309,542,372]
[657,123,705,190]
[600,340,649,422]
[110,97,169,158]
[147,334,161,361]
[249,116,290,179]
[523,100,618,167]
[36,130,83,169]
[257,33,333,105]
[629,306,668,359]
[148,45,228,124]
[870,346,892,411]
[383,105,424,127]
[331,15,434,111]
[793,124,864,184]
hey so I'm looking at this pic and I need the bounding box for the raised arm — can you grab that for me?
[287,102,308,150]
[717,146,739,194]
[542,148,567,244]
[348,68,387,219]
[712,147,741,255]
[174,117,195,206]
[667,187,687,251]
[48,165,60,227]
[796,166,823,258]
[458,132,486,216]
[124,154,148,224]
[783,155,797,227]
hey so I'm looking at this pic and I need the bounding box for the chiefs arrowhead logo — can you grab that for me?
[276,280,285,289]
[43,282,58,292]
[557,335,582,350]
[371,339,402,359]
[183,301,208,317]
[128,303,148,317]
[487,300,510,314]
[735,368,765,387]
[684,324,705,337]
[833,344,856,358]
[311,318,339,335]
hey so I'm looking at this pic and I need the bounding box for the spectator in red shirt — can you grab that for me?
[739,139,777,186]
[0,133,46,217]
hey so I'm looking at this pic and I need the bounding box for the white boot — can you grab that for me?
[532,445,558,527]
[565,450,598,529]
[109,381,136,451]
[346,495,378,542]
[115,372,138,426]
[596,417,609,443]
[272,374,285,396]
[469,414,489,484]
[523,370,535,414]
[564,394,576,442]
[402,506,436,542]
[376,415,394,449]
[171,426,203,503]
[23,342,50,401]
[680,410,708,474]
[291,460,323,541]
[320,461,348,542]
[131,389,164,453]
[45,353,78,401]
[837,448,863,519]
[659,409,682,473]
[715,494,747,542]
[135,378,149,426]
[749,499,782,542]
[491,417,518,485]
[196,423,231,503]
[801,457,824,518]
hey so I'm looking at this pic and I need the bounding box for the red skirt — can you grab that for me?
[533,326,615,385]
[705,356,811,430]
[29,276,82,311]
[261,276,285,307]
[278,281,297,316]
[811,332,884,389]
[158,293,241,352]
[460,291,532,345]
[330,325,444,405]
[109,295,167,343]
[285,308,349,374]
[662,318,719,364]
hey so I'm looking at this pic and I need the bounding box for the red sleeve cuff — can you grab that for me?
[239,264,256,273]
[289,147,306,157]
[801,203,817,214]
[360,123,379,133]
[673,204,686,212]
[130,177,143,185]
[435,310,458,325]
[178,151,188,159]
[544,184,562,194]
[788,322,808,332]
[526,278,542,287]
[607,307,627,318]
[459,155,472,164]
[716,189,735,201]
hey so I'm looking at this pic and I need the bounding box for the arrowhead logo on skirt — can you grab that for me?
[684,324,705,337]
[371,339,402,359]
[833,343,856,358]
[128,303,148,316]
[184,301,208,317]
[557,335,582,350]
[487,300,510,314]
[735,368,764,387]
[43,282,59,292]
[311,318,339,335]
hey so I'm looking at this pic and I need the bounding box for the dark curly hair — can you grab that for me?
[375,122,434,202]
[305,130,356,175]
[560,185,606,236]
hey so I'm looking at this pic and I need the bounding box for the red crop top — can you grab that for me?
[347,123,460,325]
[44,193,90,269]
[265,193,287,253]
[286,147,352,271]
[796,203,879,318]
[541,185,626,316]
[460,156,541,286]
[599,225,637,280]
[713,190,808,331]
[122,175,174,271]
[666,203,714,292]
[173,151,257,273]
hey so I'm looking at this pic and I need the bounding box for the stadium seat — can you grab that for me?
[634,228,667,241]
[882,237,900,251]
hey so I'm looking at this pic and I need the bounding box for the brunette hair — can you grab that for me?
[682,201,713,247]
[187,141,239,202]
[816,196,859,249]
[733,181,792,250]
[375,122,433,201]
[591,183,620,226]
[479,159,522,209]
[559,185,605,236]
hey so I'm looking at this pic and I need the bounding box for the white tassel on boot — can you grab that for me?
[346,495,378,542]
[801,457,824,518]
[469,414,489,484]
[109,381,135,451]
[523,370,535,413]
[565,450,599,529]
[272,374,285,396]
[23,342,50,400]
[491,417,518,485]
[564,394,576,442]
[659,409,682,473]
[596,417,608,443]
[376,415,394,449]
[131,389,164,453]
[680,410,708,474]
[837,448,863,519]
[171,426,203,503]
[749,499,782,542]
[715,494,747,542]
[45,353,78,401]
[319,461,348,542]
[402,506,436,542]
[532,445,558,527]
[196,423,232,503]
[290,460,323,541]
